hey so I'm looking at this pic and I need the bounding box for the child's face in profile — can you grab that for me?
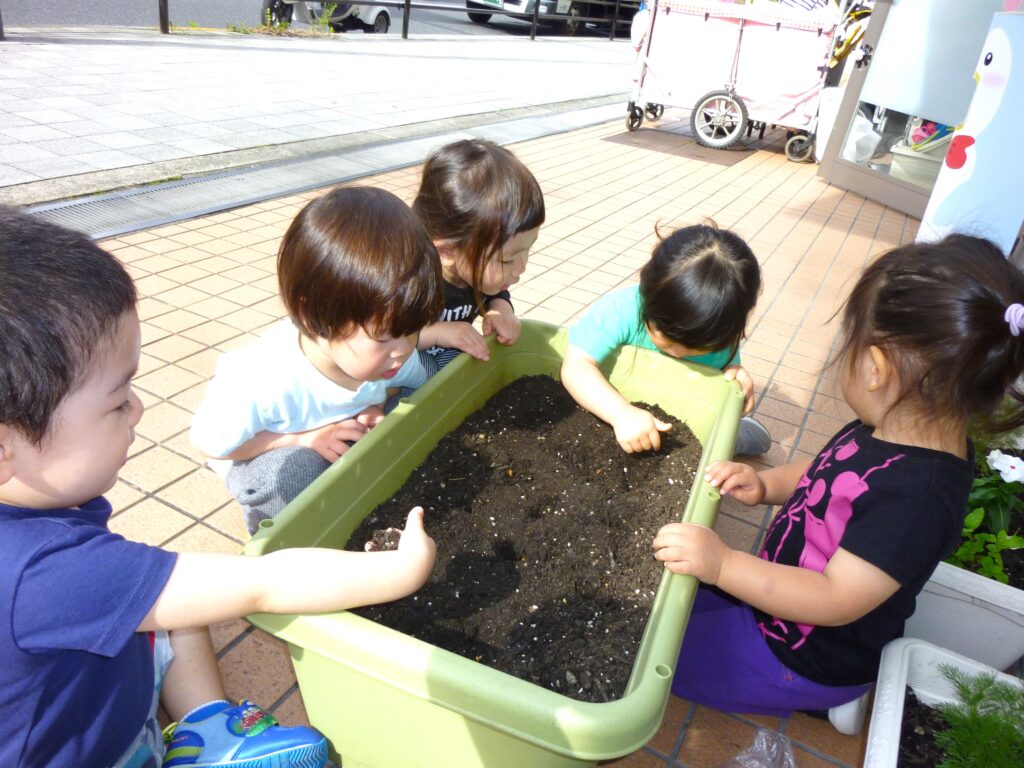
[314,325,419,389]
[447,227,539,295]
[645,323,708,360]
[2,310,143,510]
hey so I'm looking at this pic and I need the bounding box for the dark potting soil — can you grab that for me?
[348,375,703,703]
[897,687,949,767]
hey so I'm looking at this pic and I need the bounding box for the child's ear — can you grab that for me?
[866,345,894,392]
[435,243,462,274]
[0,424,17,486]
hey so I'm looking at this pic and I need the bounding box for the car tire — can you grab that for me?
[368,13,390,33]
[261,0,293,27]
[467,2,492,24]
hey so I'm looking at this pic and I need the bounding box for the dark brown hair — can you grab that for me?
[0,207,137,444]
[836,234,1024,431]
[639,224,761,358]
[278,186,443,341]
[412,139,545,303]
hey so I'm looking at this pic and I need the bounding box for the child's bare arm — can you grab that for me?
[561,345,671,452]
[217,419,372,463]
[652,523,899,626]
[137,508,435,631]
[482,298,521,345]
[419,320,490,361]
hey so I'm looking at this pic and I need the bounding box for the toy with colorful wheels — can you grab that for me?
[690,90,747,149]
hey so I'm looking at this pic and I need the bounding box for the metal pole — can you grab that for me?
[159,0,170,34]
[0,5,6,41]
[402,0,411,38]
[530,0,540,41]
[609,0,620,41]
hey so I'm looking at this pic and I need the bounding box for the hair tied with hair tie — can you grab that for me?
[1005,303,1024,337]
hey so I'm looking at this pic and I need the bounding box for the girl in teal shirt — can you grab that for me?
[561,224,770,455]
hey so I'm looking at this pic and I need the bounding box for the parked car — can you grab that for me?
[465,0,638,36]
[262,0,391,34]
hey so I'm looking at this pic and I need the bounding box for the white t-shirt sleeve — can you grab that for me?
[190,354,271,457]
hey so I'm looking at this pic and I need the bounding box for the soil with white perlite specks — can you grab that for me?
[350,375,702,703]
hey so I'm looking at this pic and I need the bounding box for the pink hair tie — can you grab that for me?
[1005,303,1024,337]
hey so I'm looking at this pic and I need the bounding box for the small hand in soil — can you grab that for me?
[365,528,402,552]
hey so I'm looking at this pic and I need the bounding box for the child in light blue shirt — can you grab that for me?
[192,187,444,533]
[562,224,770,455]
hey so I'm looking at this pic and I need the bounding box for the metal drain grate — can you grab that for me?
[28,104,621,240]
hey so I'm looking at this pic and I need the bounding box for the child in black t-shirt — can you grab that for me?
[411,139,545,375]
[653,234,1024,717]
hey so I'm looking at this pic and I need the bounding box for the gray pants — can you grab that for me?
[398,348,459,400]
[226,446,330,535]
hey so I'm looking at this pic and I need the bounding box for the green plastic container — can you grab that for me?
[243,320,742,767]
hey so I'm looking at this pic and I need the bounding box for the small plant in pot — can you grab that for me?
[901,663,1024,768]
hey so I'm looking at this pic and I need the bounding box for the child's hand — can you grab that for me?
[482,303,521,346]
[723,364,755,415]
[613,404,672,453]
[355,404,385,429]
[704,460,766,505]
[652,522,729,584]
[297,419,370,463]
[397,506,436,585]
[434,321,490,361]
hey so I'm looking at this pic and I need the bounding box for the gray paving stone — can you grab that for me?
[74,149,147,171]
[8,156,96,179]
[0,144,58,163]
[0,164,41,185]
[32,137,110,157]
[89,132,157,150]
[0,124,72,142]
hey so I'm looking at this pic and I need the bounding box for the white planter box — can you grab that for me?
[903,561,1024,671]
[864,638,1024,768]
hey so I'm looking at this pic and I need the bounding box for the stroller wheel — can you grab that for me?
[626,105,644,132]
[785,133,815,162]
[645,103,664,121]
[690,90,747,149]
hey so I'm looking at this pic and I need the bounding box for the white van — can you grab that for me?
[465,0,637,36]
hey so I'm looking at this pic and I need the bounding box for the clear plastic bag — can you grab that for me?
[840,111,882,164]
[714,729,798,768]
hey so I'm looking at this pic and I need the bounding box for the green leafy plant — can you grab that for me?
[947,508,1024,583]
[946,449,1024,581]
[934,664,1024,768]
[968,455,1024,534]
[313,3,337,33]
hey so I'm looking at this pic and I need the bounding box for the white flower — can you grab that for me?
[987,449,1024,483]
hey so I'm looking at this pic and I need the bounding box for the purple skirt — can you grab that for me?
[671,587,871,717]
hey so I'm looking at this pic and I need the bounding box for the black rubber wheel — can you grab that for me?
[467,3,492,24]
[645,103,664,120]
[368,13,390,33]
[785,133,815,162]
[690,90,748,149]
[626,105,644,132]
[261,0,293,27]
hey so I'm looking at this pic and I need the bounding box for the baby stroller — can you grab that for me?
[627,0,849,162]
